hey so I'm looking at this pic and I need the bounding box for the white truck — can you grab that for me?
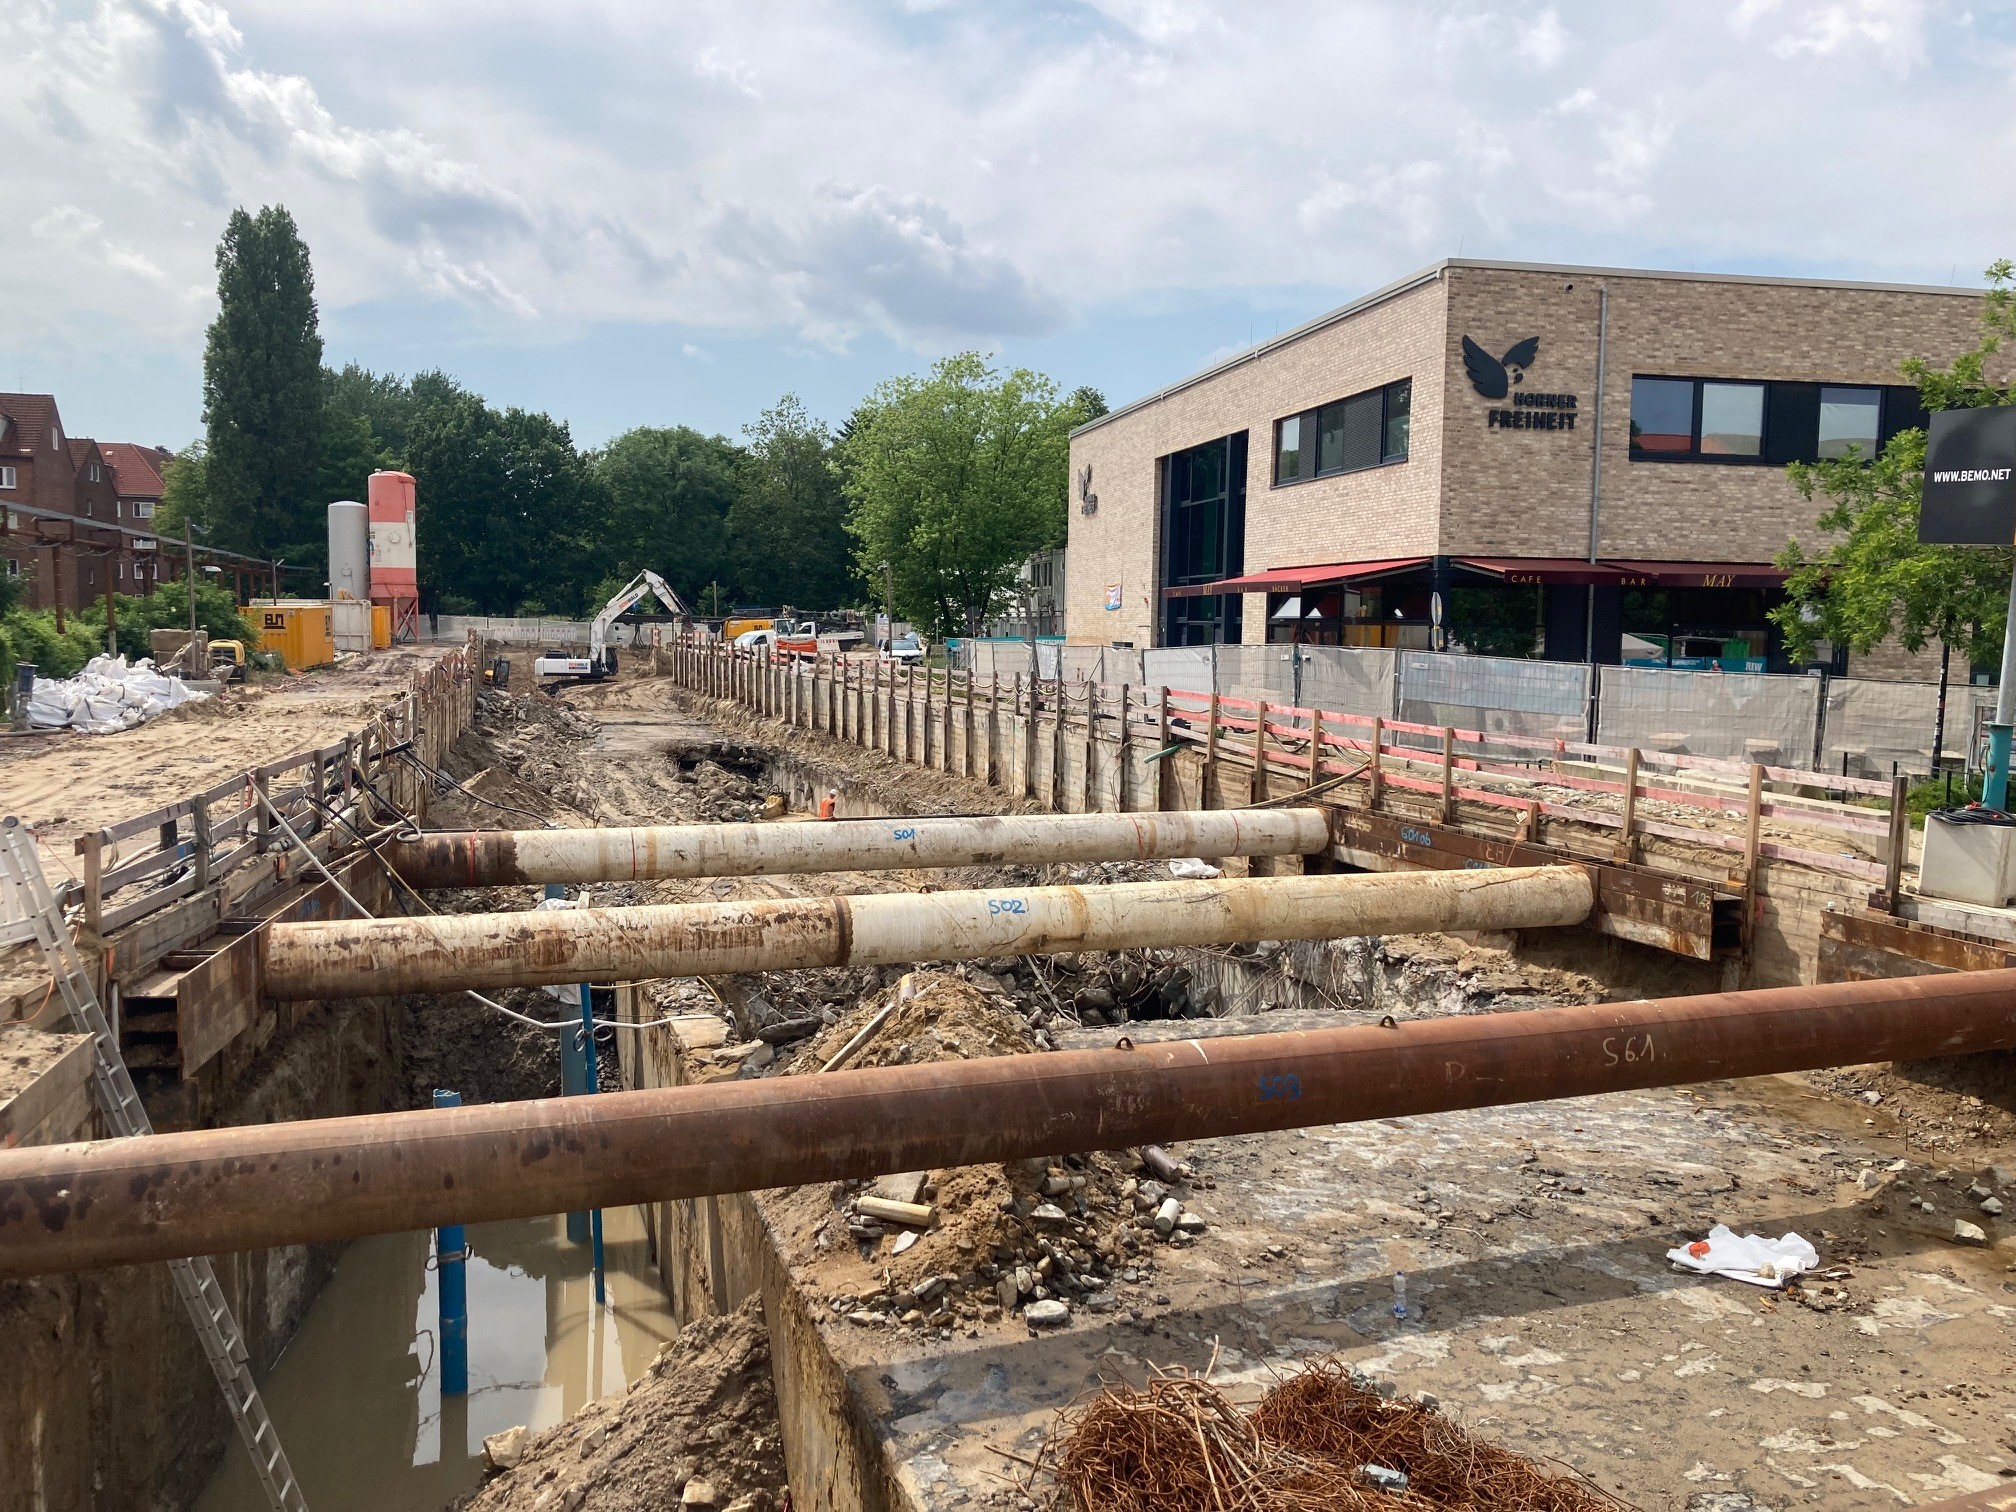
[532,569,692,682]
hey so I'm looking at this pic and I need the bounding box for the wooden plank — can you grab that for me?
[99,798,195,847]
[99,872,199,936]
[0,1034,95,1148]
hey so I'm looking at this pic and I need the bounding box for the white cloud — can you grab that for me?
[0,0,2009,383]
[693,47,760,100]
[1515,9,1570,66]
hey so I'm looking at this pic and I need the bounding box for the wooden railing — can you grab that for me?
[668,636,1908,894]
[68,646,475,937]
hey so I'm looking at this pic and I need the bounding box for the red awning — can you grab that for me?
[1455,556,1644,586]
[1204,557,1429,595]
[1601,560,1791,588]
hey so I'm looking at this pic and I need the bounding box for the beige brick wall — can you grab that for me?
[1440,265,1984,560]
[1065,275,1449,647]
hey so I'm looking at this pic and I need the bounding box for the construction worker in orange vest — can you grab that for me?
[818,788,839,820]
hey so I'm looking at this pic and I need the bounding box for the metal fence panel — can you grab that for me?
[1296,647,1396,718]
[1598,666,1822,766]
[1141,648,1217,695]
[1398,653,1590,740]
[1820,677,1948,778]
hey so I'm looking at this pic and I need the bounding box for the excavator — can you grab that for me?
[532,569,692,683]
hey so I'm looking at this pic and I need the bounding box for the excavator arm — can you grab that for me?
[534,570,691,682]
[587,569,691,665]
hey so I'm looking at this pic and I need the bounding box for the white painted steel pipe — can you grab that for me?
[260,866,1594,1000]
[382,808,1333,889]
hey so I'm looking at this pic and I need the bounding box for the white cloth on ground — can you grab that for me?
[1666,1224,1819,1289]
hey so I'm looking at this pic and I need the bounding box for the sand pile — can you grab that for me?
[458,1297,787,1512]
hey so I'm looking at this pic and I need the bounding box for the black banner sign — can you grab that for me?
[1920,405,2016,545]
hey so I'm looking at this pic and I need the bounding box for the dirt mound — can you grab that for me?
[457,1296,787,1512]
[788,971,1040,1072]
[770,973,1212,1329]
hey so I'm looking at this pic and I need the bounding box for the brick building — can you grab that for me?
[0,395,176,613]
[1065,260,1988,673]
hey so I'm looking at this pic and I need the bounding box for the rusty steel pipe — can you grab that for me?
[259,866,1595,1000]
[382,808,1333,889]
[6,968,2016,1277]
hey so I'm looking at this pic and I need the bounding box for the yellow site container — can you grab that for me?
[370,603,392,649]
[255,601,337,671]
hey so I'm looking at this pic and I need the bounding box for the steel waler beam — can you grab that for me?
[4,968,2016,1278]
[382,808,1334,889]
[258,867,1596,1000]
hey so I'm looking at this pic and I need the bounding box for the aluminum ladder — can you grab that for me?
[0,817,309,1512]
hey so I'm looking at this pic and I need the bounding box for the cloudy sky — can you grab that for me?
[4,0,2012,450]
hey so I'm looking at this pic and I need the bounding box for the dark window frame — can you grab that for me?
[1628,374,1906,467]
[1272,377,1412,487]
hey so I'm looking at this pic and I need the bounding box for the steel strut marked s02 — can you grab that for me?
[5,967,2016,1277]
[258,867,1596,999]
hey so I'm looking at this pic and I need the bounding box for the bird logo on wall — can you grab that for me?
[1462,336,1541,400]
[1077,463,1098,516]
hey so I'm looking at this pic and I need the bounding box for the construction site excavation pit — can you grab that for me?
[18,654,2016,1512]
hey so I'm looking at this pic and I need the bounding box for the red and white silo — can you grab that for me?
[366,470,419,642]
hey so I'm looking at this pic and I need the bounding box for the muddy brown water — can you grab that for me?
[194,1207,676,1512]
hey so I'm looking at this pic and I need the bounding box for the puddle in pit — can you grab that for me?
[196,1206,676,1512]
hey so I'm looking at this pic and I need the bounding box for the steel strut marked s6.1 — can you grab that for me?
[6,966,2016,1278]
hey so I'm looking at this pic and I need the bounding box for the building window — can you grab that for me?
[1161,431,1247,646]
[50,422,60,449]
[88,461,101,482]
[1275,414,1304,483]
[4,559,16,578]
[1383,381,1411,462]
[1272,377,1411,486]
[131,499,153,519]
[1699,382,1765,457]
[1628,378,1695,454]
[1631,377,1921,465]
[1818,386,1882,459]
[0,465,15,489]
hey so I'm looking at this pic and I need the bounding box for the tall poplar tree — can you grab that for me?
[202,205,326,566]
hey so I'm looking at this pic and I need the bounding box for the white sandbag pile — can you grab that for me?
[26,654,210,734]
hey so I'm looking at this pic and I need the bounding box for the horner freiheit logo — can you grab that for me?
[1461,336,1539,398]
[1463,334,1578,433]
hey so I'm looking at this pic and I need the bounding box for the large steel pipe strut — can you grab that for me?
[260,867,1594,1000]
[6,968,2016,1278]
[382,808,1333,889]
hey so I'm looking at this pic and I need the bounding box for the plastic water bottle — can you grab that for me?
[1391,1271,1408,1321]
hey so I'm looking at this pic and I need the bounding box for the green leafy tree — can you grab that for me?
[1065,385,1109,424]
[1774,258,2016,765]
[406,391,603,615]
[83,580,258,661]
[311,413,387,518]
[201,206,325,566]
[325,363,421,460]
[593,426,745,609]
[840,353,1077,635]
[727,395,853,610]
[154,445,208,536]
